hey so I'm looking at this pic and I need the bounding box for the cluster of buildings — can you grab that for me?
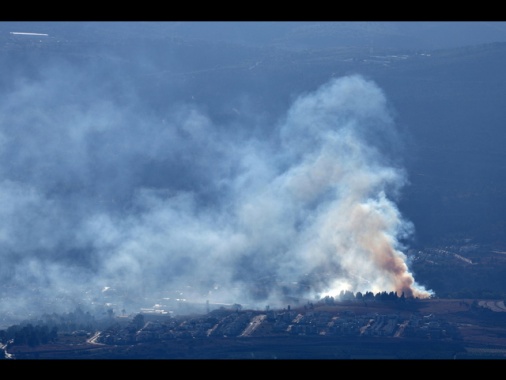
[95,305,460,345]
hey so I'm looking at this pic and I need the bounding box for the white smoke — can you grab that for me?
[0,67,431,321]
[79,74,432,304]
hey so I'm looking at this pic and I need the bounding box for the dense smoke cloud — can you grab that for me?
[0,55,431,321]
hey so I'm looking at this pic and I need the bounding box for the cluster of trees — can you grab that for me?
[36,307,97,333]
[0,323,58,347]
[320,290,407,305]
[0,307,109,348]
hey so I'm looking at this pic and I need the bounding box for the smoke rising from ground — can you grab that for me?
[0,56,431,320]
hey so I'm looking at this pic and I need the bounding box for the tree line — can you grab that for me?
[319,290,408,305]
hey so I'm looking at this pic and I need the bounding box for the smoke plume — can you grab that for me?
[0,53,431,322]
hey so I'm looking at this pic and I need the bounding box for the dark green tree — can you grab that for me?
[133,313,145,330]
